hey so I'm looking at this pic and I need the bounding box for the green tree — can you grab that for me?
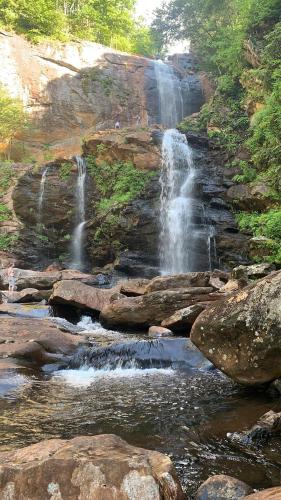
[0,0,158,56]
[0,85,27,156]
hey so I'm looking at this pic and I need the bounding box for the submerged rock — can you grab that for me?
[196,474,253,499]
[227,410,281,450]
[0,434,185,500]
[69,338,211,371]
[191,270,281,385]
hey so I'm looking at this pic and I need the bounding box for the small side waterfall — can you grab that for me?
[160,129,214,274]
[71,156,87,270]
[38,167,49,223]
[154,60,183,128]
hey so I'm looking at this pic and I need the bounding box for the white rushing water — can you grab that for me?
[53,366,174,387]
[71,156,87,269]
[154,60,183,128]
[160,129,196,274]
[38,167,49,223]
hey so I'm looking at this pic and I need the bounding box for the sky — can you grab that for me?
[135,0,189,54]
[135,0,163,21]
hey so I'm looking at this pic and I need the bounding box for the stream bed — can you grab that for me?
[0,314,281,497]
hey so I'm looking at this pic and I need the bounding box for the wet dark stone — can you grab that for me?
[68,338,213,371]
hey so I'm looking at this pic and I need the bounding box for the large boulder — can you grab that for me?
[1,288,51,303]
[144,273,211,294]
[120,278,150,296]
[232,263,275,280]
[196,474,253,499]
[191,271,281,385]
[226,181,273,211]
[0,268,101,291]
[0,317,85,365]
[0,434,185,500]
[100,288,220,328]
[49,280,121,312]
[161,304,209,334]
[244,488,281,499]
[0,269,61,290]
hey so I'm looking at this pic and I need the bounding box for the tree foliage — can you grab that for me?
[0,85,27,150]
[153,0,281,264]
[0,0,158,56]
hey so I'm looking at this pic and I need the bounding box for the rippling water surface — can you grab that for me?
[0,315,281,497]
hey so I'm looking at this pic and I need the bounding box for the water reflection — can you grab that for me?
[0,367,281,496]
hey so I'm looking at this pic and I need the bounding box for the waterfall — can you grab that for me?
[154,60,183,128]
[160,129,195,274]
[71,156,87,270]
[160,129,215,274]
[38,167,49,223]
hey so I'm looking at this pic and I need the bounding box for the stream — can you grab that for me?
[0,311,281,497]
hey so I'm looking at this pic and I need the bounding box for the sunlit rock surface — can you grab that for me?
[191,270,281,385]
[0,434,185,500]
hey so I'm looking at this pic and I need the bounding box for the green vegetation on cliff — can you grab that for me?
[0,86,28,157]
[153,0,281,264]
[0,0,158,56]
[86,156,155,246]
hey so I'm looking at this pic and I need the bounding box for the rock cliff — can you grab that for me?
[0,31,203,160]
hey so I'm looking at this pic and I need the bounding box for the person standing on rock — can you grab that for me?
[115,120,120,129]
[7,262,16,292]
[136,114,141,127]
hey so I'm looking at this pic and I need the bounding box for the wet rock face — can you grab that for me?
[0,434,185,500]
[184,135,250,270]
[191,270,281,385]
[227,410,281,451]
[196,474,253,500]
[6,131,248,273]
[12,163,85,268]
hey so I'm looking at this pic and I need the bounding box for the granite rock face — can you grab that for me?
[0,31,202,161]
[191,270,281,385]
[0,434,185,500]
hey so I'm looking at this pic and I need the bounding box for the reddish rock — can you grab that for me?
[161,304,209,334]
[148,326,173,337]
[120,278,150,296]
[0,317,85,365]
[100,288,220,328]
[0,434,185,500]
[50,280,120,312]
[244,487,281,499]
[191,271,281,385]
[144,273,211,294]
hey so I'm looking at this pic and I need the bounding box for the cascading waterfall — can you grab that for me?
[160,129,195,274]
[154,60,183,128]
[71,156,87,270]
[160,129,216,274]
[38,167,49,224]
